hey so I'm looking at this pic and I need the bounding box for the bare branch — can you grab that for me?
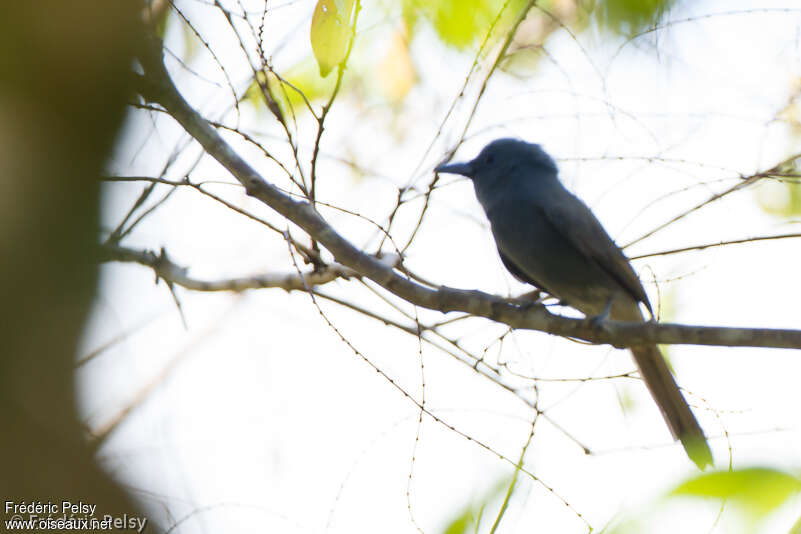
[101,243,358,292]
[631,232,801,260]
[624,152,801,248]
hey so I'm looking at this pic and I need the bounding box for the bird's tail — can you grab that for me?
[629,343,713,469]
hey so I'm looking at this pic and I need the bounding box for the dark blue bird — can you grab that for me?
[436,138,712,469]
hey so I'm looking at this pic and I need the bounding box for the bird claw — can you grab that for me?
[588,299,613,332]
[509,289,542,308]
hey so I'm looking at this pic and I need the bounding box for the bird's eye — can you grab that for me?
[486,154,495,164]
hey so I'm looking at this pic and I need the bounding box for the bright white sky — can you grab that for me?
[83,1,801,533]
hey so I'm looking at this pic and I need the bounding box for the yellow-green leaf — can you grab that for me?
[245,58,340,117]
[310,0,354,77]
[672,468,801,517]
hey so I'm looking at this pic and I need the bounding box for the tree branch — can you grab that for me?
[101,243,357,292]
[133,36,801,352]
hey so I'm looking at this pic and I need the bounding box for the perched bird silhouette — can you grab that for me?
[436,138,713,469]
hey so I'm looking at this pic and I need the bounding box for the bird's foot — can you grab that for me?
[509,289,542,309]
[587,299,613,332]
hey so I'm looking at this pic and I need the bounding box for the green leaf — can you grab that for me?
[280,56,339,108]
[671,468,801,517]
[245,57,340,117]
[442,508,474,534]
[593,0,675,35]
[310,0,354,77]
[403,0,526,50]
[439,477,513,534]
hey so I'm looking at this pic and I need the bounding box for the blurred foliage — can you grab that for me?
[442,506,476,534]
[588,0,676,35]
[777,76,801,137]
[241,0,678,116]
[438,477,511,534]
[671,468,801,517]
[606,468,801,533]
[761,84,801,217]
[402,0,526,50]
[158,0,680,114]
[246,60,338,118]
[790,513,801,534]
[376,27,418,104]
[252,24,416,114]
[441,467,801,533]
[755,167,801,218]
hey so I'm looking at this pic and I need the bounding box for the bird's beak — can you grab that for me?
[435,161,473,177]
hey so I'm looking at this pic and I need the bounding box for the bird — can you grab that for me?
[435,138,713,469]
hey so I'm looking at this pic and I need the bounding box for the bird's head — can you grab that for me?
[435,138,558,187]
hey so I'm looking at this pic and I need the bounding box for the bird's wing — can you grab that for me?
[539,195,652,313]
[498,250,555,294]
